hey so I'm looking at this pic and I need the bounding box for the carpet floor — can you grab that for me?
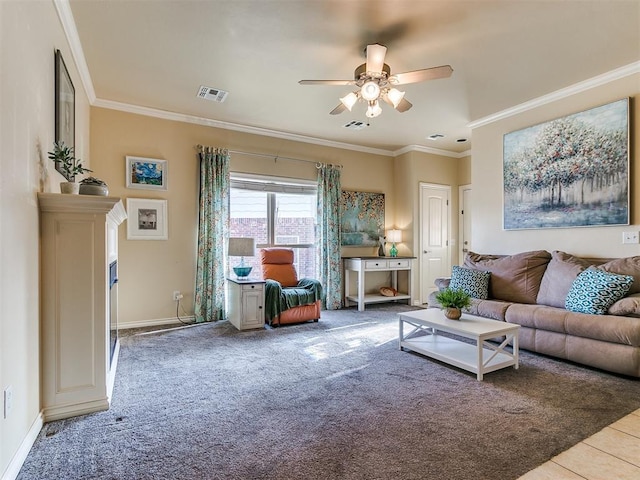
[18,304,640,480]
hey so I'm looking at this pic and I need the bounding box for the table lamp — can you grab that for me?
[228,237,255,279]
[387,229,402,257]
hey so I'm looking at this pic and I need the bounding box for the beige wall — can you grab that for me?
[0,1,91,476]
[90,108,401,326]
[394,150,462,301]
[472,74,639,257]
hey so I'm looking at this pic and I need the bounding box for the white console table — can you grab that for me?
[343,257,415,311]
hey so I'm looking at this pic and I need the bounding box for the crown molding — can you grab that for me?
[54,0,96,103]
[468,61,640,129]
[393,144,471,159]
[93,98,396,157]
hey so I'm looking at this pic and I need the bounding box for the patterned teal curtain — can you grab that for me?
[194,147,230,322]
[317,164,342,310]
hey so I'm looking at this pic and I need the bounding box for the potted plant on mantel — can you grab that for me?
[47,141,92,194]
[435,288,472,320]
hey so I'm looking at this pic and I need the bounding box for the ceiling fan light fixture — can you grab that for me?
[387,88,405,108]
[366,101,382,118]
[361,81,380,101]
[340,91,359,111]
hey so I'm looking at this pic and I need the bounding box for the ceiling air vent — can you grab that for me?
[197,85,228,103]
[343,120,368,131]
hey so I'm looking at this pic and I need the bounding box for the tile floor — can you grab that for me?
[518,408,640,479]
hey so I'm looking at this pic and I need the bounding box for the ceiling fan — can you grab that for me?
[299,44,453,118]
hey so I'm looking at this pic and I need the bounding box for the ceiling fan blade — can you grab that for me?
[366,43,387,74]
[395,97,413,112]
[329,103,347,115]
[299,79,356,86]
[390,65,453,85]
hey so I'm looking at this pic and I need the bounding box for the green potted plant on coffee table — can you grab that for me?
[435,288,471,320]
[47,141,92,194]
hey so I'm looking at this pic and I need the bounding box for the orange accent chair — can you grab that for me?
[260,248,322,326]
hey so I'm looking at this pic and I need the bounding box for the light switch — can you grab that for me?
[622,231,639,244]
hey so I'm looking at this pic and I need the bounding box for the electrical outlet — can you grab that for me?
[4,385,13,419]
[173,291,183,301]
[622,231,639,244]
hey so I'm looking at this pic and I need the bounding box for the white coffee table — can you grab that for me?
[398,308,520,381]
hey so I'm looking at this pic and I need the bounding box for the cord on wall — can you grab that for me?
[175,298,194,325]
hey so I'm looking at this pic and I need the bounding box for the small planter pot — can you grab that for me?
[444,307,462,320]
[79,184,109,196]
[60,182,79,194]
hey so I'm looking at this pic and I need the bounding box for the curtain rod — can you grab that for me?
[195,145,342,169]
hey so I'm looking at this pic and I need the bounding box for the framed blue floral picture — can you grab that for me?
[126,156,168,190]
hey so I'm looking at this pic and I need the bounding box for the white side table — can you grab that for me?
[227,278,265,330]
[343,257,415,311]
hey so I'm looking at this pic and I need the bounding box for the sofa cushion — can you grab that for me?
[598,256,640,294]
[505,303,640,347]
[536,251,592,308]
[565,268,633,315]
[449,266,490,299]
[464,250,551,304]
[608,293,640,317]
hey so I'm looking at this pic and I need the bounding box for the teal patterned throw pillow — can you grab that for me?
[565,267,633,315]
[449,266,491,299]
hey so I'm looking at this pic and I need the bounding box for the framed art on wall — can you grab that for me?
[340,190,385,246]
[503,98,629,230]
[126,156,168,190]
[126,198,168,240]
[54,49,75,178]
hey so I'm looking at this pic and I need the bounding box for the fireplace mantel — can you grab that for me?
[38,193,126,421]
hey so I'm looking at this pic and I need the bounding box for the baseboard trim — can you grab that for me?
[119,315,196,330]
[1,412,43,480]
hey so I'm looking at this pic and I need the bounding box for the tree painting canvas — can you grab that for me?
[503,98,629,230]
[341,191,385,246]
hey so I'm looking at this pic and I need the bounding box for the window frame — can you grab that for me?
[230,173,317,250]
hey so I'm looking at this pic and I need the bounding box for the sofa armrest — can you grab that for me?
[434,277,451,291]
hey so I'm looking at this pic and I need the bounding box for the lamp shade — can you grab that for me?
[386,229,402,243]
[228,237,255,257]
[340,91,359,111]
[387,88,405,108]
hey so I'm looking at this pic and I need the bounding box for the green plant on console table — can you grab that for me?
[435,288,471,309]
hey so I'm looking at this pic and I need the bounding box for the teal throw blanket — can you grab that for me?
[264,278,323,323]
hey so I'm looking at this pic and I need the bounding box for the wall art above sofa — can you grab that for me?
[503,98,629,230]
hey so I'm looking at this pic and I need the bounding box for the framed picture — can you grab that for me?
[54,49,75,177]
[340,190,385,246]
[126,156,168,190]
[503,98,629,230]
[126,198,168,240]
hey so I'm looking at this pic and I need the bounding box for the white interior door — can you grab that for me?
[420,183,451,304]
[459,185,472,264]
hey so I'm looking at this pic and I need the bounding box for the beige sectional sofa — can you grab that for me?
[429,250,640,378]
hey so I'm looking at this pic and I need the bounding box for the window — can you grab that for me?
[229,175,317,279]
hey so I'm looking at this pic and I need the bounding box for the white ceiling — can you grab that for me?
[68,0,640,155]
